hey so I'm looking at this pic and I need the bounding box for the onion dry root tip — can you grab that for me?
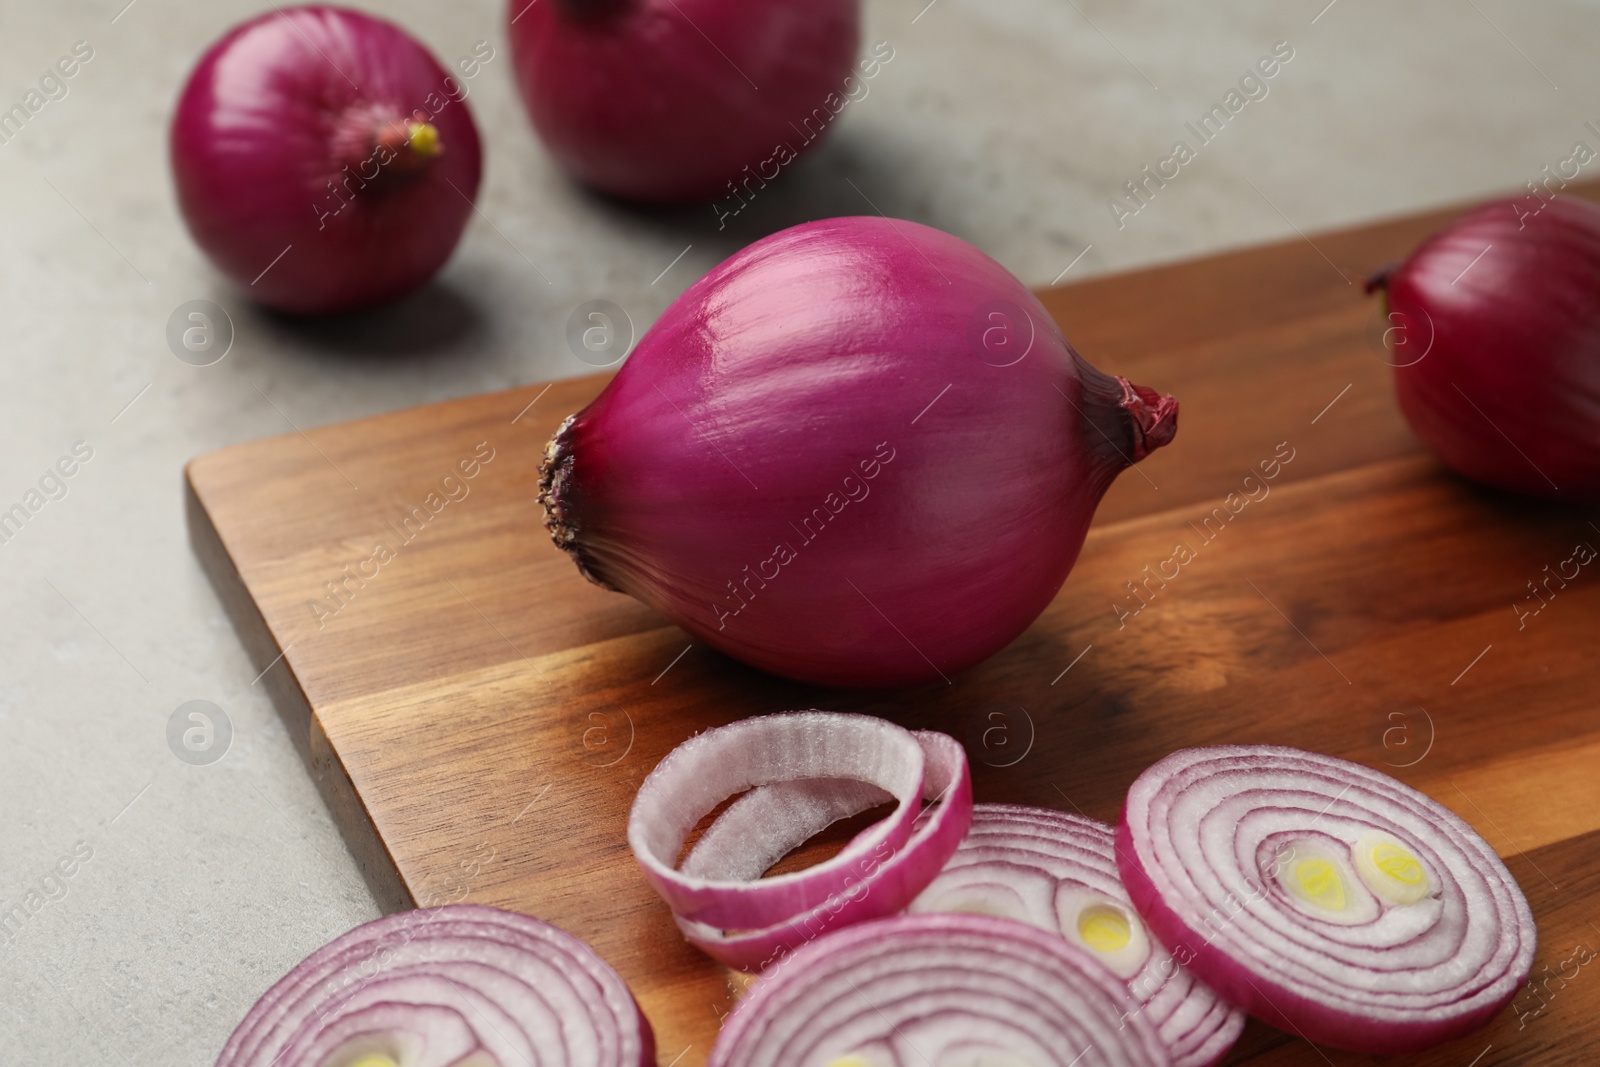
[1363,263,1395,294]
[537,415,613,589]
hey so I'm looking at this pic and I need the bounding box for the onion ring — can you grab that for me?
[628,713,971,971]
[909,804,1243,1067]
[678,731,970,971]
[708,912,1172,1067]
[1116,744,1536,1054]
[215,903,653,1067]
[630,712,930,929]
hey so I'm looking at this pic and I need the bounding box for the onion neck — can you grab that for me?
[1073,353,1179,482]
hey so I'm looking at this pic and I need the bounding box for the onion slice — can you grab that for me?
[214,903,654,1067]
[627,713,971,971]
[908,805,1244,1067]
[1116,745,1536,1054]
[709,912,1172,1066]
[678,732,971,971]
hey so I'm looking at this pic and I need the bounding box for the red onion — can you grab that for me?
[708,913,1173,1067]
[507,0,858,202]
[172,6,482,314]
[539,216,1177,687]
[1369,195,1600,499]
[1116,745,1536,1054]
[908,805,1244,1067]
[215,903,654,1066]
[628,711,971,971]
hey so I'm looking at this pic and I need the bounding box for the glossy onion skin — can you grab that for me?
[172,6,482,314]
[1384,196,1600,499]
[508,0,858,202]
[541,217,1177,688]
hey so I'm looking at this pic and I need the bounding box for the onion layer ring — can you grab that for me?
[909,804,1244,1067]
[678,731,971,971]
[1117,745,1536,1054]
[215,903,653,1067]
[709,912,1172,1067]
[629,712,929,931]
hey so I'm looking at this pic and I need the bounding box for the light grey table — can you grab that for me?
[2,0,1596,1060]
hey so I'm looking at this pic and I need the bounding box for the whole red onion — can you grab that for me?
[507,0,859,202]
[1370,195,1600,499]
[172,6,482,314]
[538,217,1177,688]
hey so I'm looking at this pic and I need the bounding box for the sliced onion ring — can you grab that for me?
[1117,744,1537,1054]
[709,912,1172,1067]
[215,903,654,1067]
[677,730,971,971]
[908,804,1244,1067]
[681,776,893,884]
[630,712,931,931]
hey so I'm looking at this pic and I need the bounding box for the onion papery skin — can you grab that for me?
[172,6,482,314]
[1116,745,1536,1055]
[708,913,1172,1067]
[539,216,1177,688]
[214,904,654,1067]
[909,805,1244,1067]
[507,0,858,203]
[1376,195,1600,499]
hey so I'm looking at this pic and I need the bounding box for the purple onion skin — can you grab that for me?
[172,6,482,314]
[1377,196,1600,500]
[508,0,859,202]
[541,217,1177,688]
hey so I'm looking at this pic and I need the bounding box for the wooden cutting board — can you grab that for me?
[187,182,1600,1067]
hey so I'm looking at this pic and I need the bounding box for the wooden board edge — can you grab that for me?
[183,463,414,914]
[180,375,612,477]
[1035,178,1600,298]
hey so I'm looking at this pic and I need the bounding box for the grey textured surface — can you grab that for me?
[1,0,1596,1060]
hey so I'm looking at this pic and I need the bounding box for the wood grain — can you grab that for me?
[186,181,1600,1066]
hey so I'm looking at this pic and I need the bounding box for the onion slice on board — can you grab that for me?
[1116,745,1536,1054]
[214,903,654,1067]
[676,731,971,971]
[908,804,1244,1067]
[629,713,971,971]
[629,712,928,930]
[709,912,1172,1067]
